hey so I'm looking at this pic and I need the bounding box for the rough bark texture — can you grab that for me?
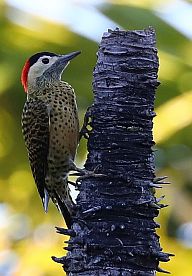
[53,28,172,275]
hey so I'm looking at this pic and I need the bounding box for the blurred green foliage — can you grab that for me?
[0,0,192,275]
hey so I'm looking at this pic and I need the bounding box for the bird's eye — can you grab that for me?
[42,58,49,64]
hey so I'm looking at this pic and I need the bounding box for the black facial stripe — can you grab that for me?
[29,52,58,66]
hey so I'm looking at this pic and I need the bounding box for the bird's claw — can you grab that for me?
[79,107,92,141]
[69,164,106,181]
[79,128,90,140]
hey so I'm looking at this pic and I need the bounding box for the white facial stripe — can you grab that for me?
[27,55,59,86]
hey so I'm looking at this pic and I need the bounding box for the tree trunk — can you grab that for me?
[53,28,172,275]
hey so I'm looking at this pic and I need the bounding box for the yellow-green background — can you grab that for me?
[0,0,192,275]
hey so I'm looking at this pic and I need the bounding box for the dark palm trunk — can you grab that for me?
[53,28,172,275]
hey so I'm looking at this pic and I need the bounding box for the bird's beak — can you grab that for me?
[56,51,81,72]
[60,51,81,63]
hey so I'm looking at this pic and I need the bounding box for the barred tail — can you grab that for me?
[46,176,74,228]
[53,178,75,228]
[54,191,73,228]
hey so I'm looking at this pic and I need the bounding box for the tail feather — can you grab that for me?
[54,191,72,228]
[44,176,74,228]
[43,188,50,213]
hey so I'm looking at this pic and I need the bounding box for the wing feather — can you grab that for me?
[22,98,49,204]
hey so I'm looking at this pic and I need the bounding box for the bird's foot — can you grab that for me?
[69,164,105,181]
[79,107,92,140]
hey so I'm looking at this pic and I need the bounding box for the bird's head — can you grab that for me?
[21,51,81,93]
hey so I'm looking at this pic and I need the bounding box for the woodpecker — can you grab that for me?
[21,51,81,228]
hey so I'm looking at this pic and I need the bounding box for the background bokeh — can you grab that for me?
[0,0,192,275]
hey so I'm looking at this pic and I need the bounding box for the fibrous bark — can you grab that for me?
[53,28,172,275]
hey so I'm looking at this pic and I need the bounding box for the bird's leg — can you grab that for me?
[69,162,105,180]
[79,106,92,141]
[74,107,106,182]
